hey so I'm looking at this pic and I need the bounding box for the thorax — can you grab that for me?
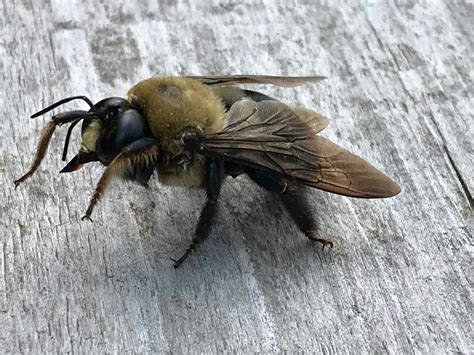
[127,77,225,187]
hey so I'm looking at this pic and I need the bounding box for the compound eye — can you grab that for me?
[114,109,147,147]
[96,108,148,163]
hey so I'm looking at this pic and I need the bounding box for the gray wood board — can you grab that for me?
[1,0,472,353]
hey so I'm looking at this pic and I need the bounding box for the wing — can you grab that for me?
[201,100,400,198]
[187,75,326,87]
[209,86,329,133]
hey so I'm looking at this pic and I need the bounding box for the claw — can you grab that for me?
[81,214,93,222]
[321,240,334,250]
[170,257,180,268]
[307,232,334,250]
[171,245,195,268]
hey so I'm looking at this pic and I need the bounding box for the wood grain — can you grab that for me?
[1,0,472,353]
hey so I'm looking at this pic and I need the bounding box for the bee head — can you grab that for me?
[82,97,149,158]
[30,95,151,173]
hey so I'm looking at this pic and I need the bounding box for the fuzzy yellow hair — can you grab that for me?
[127,77,225,147]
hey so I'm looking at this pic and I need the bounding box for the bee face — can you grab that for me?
[60,97,152,172]
[86,98,150,163]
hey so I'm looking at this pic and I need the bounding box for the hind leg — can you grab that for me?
[247,169,333,249]
[279,188,333,249]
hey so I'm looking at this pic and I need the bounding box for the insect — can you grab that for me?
[15,75,400,267]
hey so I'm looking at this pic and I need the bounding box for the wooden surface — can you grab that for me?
[1,0,472,353]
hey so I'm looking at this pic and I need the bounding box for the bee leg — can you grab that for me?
[247,169,287,193]
[279,188,333,249]
[170,201,218,268]
[248,169,333,249]
[14,111,87,188]
[81,138,160,221]
[172,158,221,268]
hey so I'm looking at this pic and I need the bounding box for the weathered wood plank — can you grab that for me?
[1,0,472,353]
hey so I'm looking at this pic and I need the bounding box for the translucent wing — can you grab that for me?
[202,100,400,198]
[212,88,329,136]
[188,75,326,87]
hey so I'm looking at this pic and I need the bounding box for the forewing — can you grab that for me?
[203,101,400,198]
[188,75,326,87]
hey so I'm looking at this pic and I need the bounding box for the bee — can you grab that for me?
[15,75,400,267]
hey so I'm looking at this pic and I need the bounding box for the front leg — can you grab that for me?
[171,158,222,268]
[14,110,89,187]
[81,137,160,221]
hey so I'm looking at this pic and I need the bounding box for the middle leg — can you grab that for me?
[171,158,222,268]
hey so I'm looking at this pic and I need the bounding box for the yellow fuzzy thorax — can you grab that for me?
[127,76,225,149]
[126,76,225,187]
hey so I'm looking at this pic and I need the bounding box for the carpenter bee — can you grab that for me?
[15,75,400,267]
